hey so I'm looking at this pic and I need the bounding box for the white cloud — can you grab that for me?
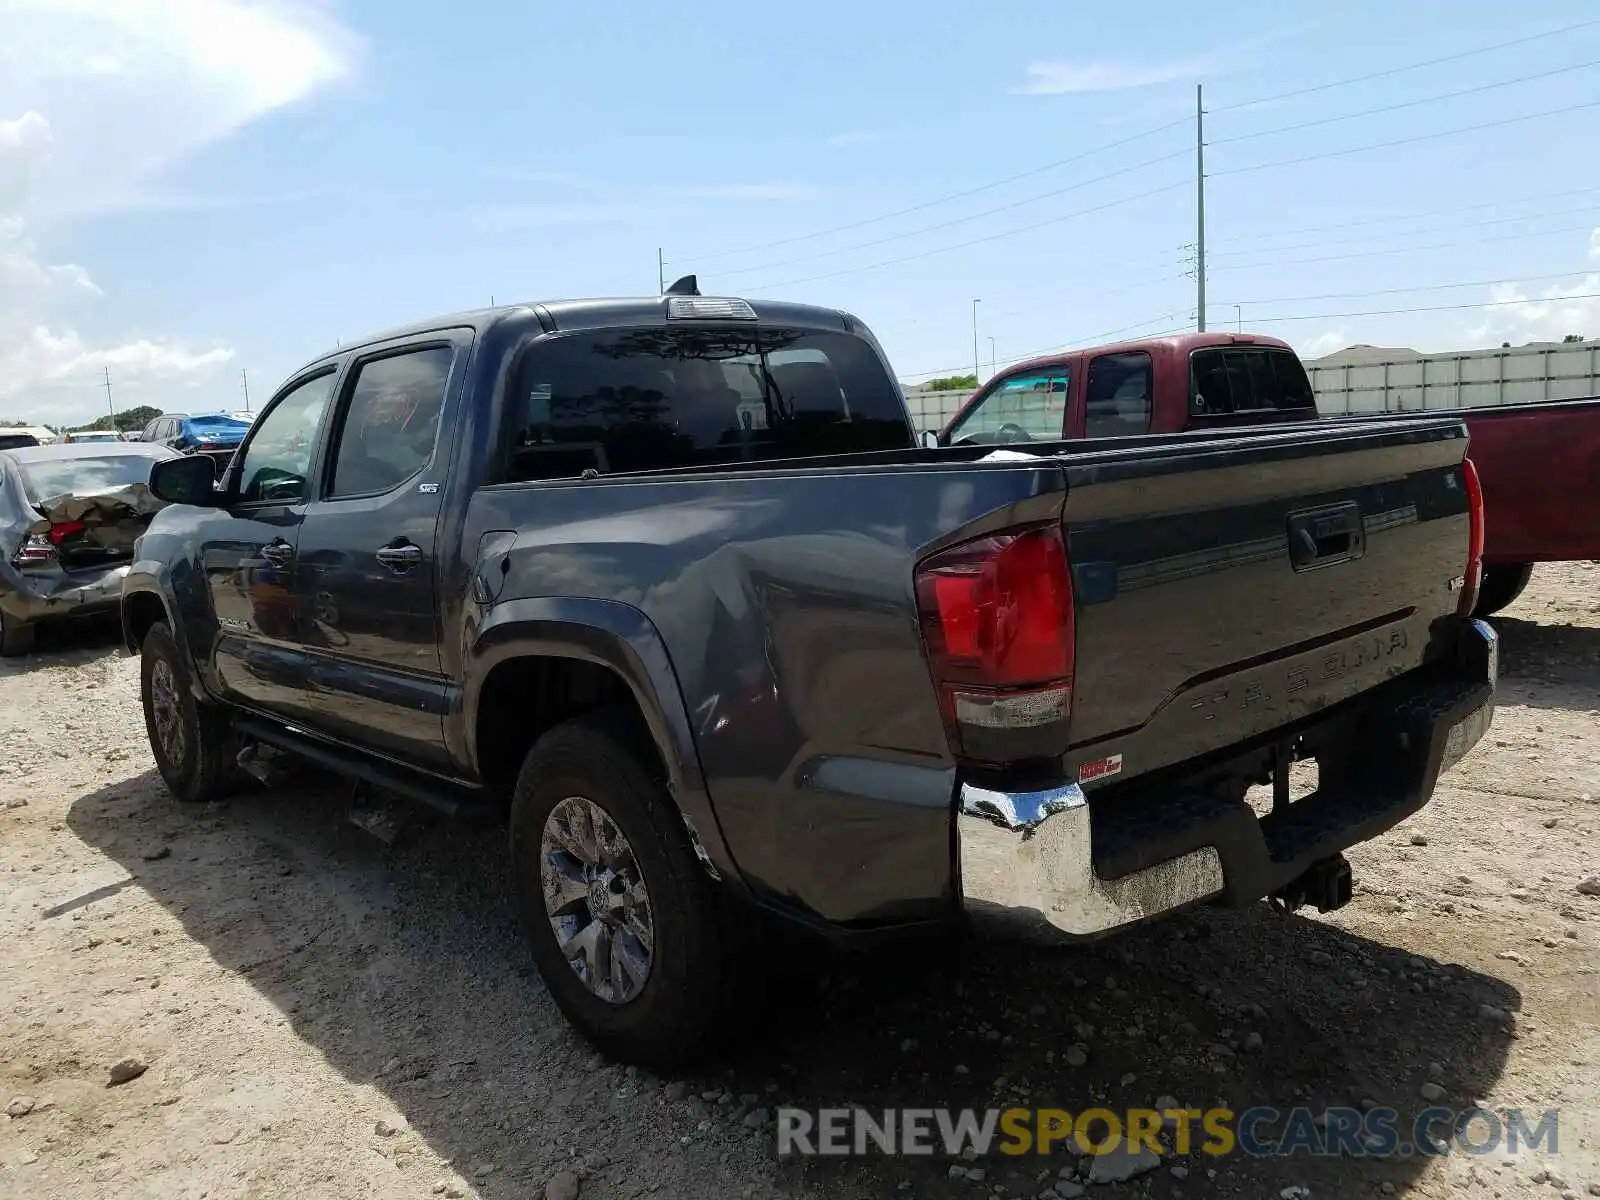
[1297,329,1352,360]
[0,0,358,424]
[1464,275,1600,347]
[0,0,360,218]
[1011,56,1217,95]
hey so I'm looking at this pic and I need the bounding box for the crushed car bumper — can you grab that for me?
[957,618,1497,941]
[0,562,131,626]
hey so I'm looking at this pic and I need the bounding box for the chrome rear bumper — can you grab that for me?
[958,781,1224,940]
[956,618,1497,942]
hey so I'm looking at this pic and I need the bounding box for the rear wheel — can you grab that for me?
[1472,562,1534,618]
[140,621,239,804]
[0,611,35,657]
[508,711,740,1067]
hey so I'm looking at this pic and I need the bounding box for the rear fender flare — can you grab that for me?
[465,597,742,889]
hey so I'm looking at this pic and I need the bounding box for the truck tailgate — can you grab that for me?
[1060,417,1472,780]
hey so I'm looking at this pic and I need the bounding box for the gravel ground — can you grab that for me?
[2,563,1598,1200]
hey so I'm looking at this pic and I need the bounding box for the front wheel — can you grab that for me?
[140,621,239,804]
[508,711,740,1067]
[1472,563,1534,618]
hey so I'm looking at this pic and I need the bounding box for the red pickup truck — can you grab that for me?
[936,331,1600,616]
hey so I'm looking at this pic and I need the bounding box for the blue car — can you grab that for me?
[139,412,252,477]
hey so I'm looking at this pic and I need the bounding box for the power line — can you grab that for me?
[671,25,1600,287]
[902,281,1600,382]
[1213,17,1600,113]
[1212,99,1600,177]
[715,148,1189,279]
[1236,290,1600,326]
[1217,269,1597,309]
[741,179,1190,292]
[899,311,1191,381]
[674,116,1192,265]
[1212,223,1597,272]
[1210,186,1600,246]
[1210,207,1600,259]
[1212,59,1600,146]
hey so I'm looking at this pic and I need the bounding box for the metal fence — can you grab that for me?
[1308,343,1600,414]
[901,387,973,433]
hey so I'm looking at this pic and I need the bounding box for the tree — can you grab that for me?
[1561,334,1585,344]
[924,374,978,392]
[69,405,163,434]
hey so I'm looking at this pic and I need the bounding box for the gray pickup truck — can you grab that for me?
[121,284,1496,1065]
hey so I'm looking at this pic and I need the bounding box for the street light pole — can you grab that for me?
[1235,304,1242,333]
[971,299,982,383]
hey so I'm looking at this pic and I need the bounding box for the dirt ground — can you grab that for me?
[2,564,1598,1200]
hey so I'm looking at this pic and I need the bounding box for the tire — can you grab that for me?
[0,611,35,657]
[1472,562,1534,618]
[140,621,239,804]
[508,710,740,1068]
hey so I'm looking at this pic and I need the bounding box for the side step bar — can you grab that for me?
[231,714,499,823]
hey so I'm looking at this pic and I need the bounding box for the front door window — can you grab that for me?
[945,371,1069,445]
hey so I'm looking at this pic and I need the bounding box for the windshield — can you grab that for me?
[17,454,164,502]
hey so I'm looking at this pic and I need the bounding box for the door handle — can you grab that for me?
[260,539,294,568]
[375,541,424,574]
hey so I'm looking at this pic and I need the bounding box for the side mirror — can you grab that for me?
[920,429,941,449]
[150,455,224,507]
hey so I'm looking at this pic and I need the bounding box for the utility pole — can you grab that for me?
[988,336,997,379]
[1235,304,1242,334]
[657,248,665,294]
[1195,83,1207,333]
[971,299,982,383]
[103,366,115,427]
[241,368,251,413]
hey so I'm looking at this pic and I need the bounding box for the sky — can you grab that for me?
[2,0,1599,426]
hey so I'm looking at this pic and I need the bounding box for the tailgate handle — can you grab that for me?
[1287,503,1365,571]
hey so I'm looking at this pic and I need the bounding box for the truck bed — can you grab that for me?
[465,414,1474,925]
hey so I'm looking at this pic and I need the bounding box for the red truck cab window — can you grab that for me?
[1084,352,1153,438]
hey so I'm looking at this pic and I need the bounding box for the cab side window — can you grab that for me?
[1084,352,1152,438]
[234,373,336,503]
[945,371,1069,445]
[327,347,452,498]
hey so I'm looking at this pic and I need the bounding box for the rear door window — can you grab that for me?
[1190,348,1316,415]
[945,371,1069,445]
[326,346,452,498]
[505,327,909,480]
[1084,352,1152,438]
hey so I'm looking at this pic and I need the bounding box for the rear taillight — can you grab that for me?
[11,534,55,566]
[1457,457,1485,616]
[47,519,85,546]
[914,524,1076,762]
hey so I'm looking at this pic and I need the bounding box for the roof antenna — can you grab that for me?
[664,273,700,297]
